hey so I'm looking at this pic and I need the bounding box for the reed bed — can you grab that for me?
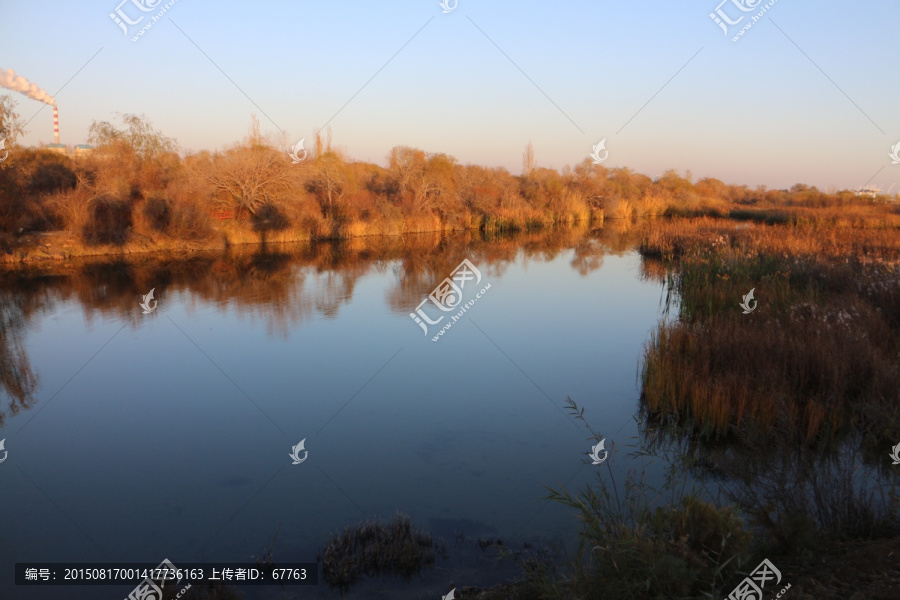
[639,216,900,449]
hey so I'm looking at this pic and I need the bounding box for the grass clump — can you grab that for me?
[548,483,751,600]
[544,399,752,600]
[319,513,437,592]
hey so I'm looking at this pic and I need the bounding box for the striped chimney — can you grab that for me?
[53,106,59,144]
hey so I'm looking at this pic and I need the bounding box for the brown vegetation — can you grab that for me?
[637,209,900,568]
[638,213,900,449]
[4,97,900,598]
[3,106,896,262]
[319,514,439,591]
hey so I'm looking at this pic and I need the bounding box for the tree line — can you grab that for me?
[0,100,894,249]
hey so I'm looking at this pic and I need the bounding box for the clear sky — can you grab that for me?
[1,0,898,191]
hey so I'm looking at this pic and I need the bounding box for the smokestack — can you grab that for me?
[0,68,56,106]
[53,106,59,144]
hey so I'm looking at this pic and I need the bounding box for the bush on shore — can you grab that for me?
[4,106,896,254]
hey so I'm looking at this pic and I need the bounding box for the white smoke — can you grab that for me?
[0,68,55,106]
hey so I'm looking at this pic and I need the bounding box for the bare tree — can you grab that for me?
[522,141,535,177]
[247,114,264,148]
[312,126,334,159]
[201,146,291,215]
[0,95,25,145]
[388,146,425,193]
[387,146,457,212]
[88,113,176,160]
[309,150,349,217]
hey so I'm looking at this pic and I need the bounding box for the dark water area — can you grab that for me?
[0,224,668,598]
[2,223,894,599]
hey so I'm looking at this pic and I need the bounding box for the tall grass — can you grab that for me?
[639,220,900,448]
[541,399,753,600]
[722,438,900,548]
[637,214,900,545]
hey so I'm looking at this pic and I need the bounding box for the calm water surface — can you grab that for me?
[1,225,674,599]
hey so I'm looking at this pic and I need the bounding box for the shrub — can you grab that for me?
[549,479,751,599]
[28,161,77,196]
[83,196,132,245]
[168,198,212,240]
[250,202,289,234]
[141,196,171,233]
[546,399,752,600]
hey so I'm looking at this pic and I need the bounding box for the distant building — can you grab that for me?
[855,187,881,198]
[41,143,94,157]
[45,143,67,155]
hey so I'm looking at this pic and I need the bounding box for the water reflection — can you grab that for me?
[4,219,895,597]
[0,276,41,426]
[0,222,643,425]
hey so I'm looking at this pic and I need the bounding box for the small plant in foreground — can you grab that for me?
[319,513,437,593]
[545,399,751,599]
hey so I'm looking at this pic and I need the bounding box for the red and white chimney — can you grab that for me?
[53,105,59,144]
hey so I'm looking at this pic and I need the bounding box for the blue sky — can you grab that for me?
[1,0,898,190]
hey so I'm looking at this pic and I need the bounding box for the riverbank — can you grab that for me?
[2,114,897,270]
[0,225,347,264]
[0,217,598,264]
